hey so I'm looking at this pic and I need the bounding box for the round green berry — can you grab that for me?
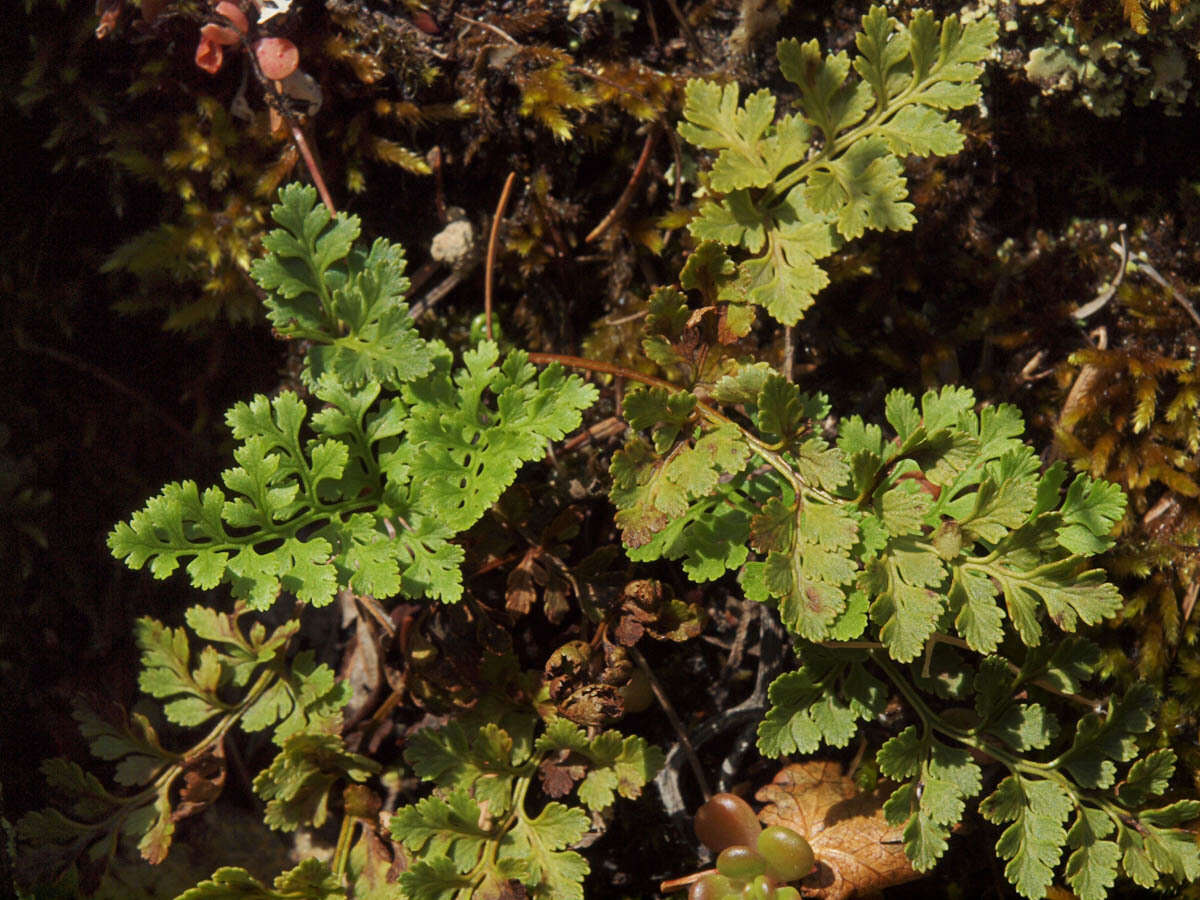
[687,872,736,900]
[716,844,767,881]
[740,874,774,900]
[694,793,763,853]
[756,825,814,883]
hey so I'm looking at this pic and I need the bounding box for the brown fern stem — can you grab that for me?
[586,127,658,243]
[526,352,675,391]
[485,172,518,342]
[288,122,336,215]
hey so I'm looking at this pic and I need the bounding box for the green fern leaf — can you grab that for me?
[253,733,378,832]
[534,720,663,811]
[678,6,997,326]
[500,805,590,900]
[251,184,433,390]
[757,657,886,756]
[1064,808,1119,900]
[880,728,982,871]
[175,860,345,900]
[980,775,1073,899]
[399,345,598,534]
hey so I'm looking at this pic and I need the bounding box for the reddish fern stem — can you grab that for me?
[485,172,518,342]
[586,127,658,243]
[288,122,336,215]
[526,352,674,391]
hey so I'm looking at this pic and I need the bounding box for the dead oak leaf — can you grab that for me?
[755,761,921,899]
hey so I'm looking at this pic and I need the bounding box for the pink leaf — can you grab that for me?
[254,36,299,80]
[195,35,224,73]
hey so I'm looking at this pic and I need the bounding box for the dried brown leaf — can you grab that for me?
[171,747,226,823]
[755,761,921,900]
[544,639,632,725]
[538,755,585,798]
[339,598,384,727]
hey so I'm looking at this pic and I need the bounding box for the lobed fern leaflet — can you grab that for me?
[678,6,998,326]
[109,189,597,611]
[392,712,661,900]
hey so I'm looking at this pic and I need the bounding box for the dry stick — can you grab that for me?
[643,0,662,48]
[528,352,677,391]
[15,327,196,445]
[604,308,649,327]
[936,634,1101,710]
[666,123,684,208]
[453,12,519,44]
[559,415,627,453]
[1134,256,1200,330]
[1183,579,1200,627]
[660,870,717,894]
[1072,225,1127,320]
[484,172,518,342]
[663,0,708,61]
[586,127,659,243]
[559,63,682,205]
[629,645,713,802]
[782,324,795,383]
[429,145,448,224]
[452,14,684,211]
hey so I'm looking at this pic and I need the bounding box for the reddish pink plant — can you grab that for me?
[195,33,224,73]
[253,36,299,80]
[210,1,249,41]
[194,1,252,74]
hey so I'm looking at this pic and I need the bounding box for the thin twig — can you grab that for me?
[586,127,659,243]
[643,0,662,48]
[603,308,649,327]
[559,416,627,452]
[410,271,467,319]
[484,172,518,342]
[1072,224,1127,320]
[782,325,795,382]
[564,61,683,206]
[1183,580,1200,626]
[663,0,708,61]
[14,327,196,445]
[1134,256,1200,331]
[429,146,448,224]
[666,125,684,208]
[630,645,712,802]
[528,352,676,391]
[929,633,1102,710]
[660,870,717,894]
[454,12,519,44]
